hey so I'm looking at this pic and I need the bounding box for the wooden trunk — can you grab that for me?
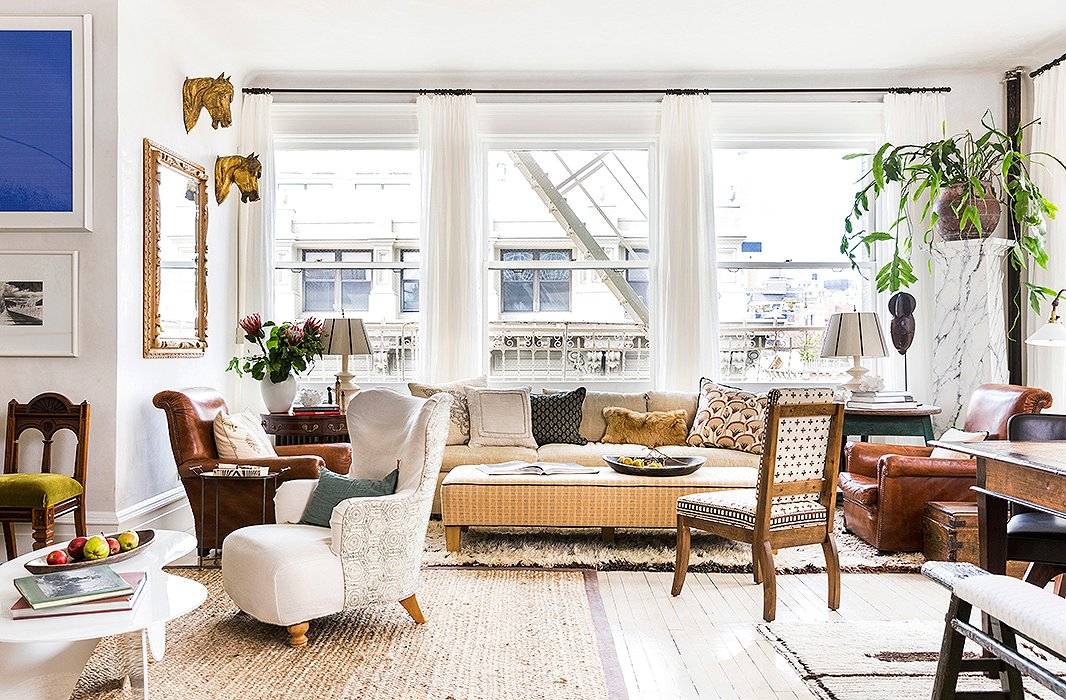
[923,501,980,565]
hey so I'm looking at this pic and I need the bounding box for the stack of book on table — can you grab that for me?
[292,404,340,415]
[11,564,146,619]
[847,390,919,411]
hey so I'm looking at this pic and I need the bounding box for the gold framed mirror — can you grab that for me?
[143,139,208,358]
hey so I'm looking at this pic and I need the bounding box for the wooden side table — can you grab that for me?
[261,412,349,446]
[840,404,941,469]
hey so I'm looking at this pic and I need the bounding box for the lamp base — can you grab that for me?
[335,370,360,411]
[841,356,868,393]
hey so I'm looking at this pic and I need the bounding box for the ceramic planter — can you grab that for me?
[260,375,298,413]
[933,182,1003,241]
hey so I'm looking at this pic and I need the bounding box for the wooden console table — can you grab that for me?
[844,404,940,443]
[261,412,349,446]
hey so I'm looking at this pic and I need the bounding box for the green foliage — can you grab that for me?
[227,318,324,384]
[842,112,1065,311]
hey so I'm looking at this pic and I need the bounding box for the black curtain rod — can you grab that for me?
[1031,50,1066,78]
[242,86,950,96]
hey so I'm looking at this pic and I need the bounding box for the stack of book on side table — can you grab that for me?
[847,390,919,411]
[10,564,146,619]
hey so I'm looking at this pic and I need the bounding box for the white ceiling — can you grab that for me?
[162,0,1066,75]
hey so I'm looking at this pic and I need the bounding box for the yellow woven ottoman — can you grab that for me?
[439,464,758,551]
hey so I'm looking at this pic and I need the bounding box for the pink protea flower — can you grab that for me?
[239,313,263,339]
[303,316,323,336]
[284,324,305,345]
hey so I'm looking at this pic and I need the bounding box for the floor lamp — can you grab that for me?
[321,317,373,410]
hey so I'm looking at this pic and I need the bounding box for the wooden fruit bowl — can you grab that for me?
[23,529,156,574]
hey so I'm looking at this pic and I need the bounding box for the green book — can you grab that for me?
[14,565,135,610]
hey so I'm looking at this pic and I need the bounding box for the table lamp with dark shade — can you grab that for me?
[1026,288,1066,347]
[820,311,889,392]
[321,317,372,409]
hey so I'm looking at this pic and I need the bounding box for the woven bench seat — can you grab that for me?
[955,575,1066,658]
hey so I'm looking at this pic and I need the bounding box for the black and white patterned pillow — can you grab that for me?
[530,387,588,446]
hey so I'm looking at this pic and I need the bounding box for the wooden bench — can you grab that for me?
[931,571,1066,699]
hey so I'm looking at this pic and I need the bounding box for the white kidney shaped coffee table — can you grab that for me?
[0,530,206,700]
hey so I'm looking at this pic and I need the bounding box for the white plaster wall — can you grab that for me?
[0,0,120,518]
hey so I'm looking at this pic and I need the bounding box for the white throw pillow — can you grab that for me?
[465,386,537,449]
[408,375,487,445]
[213,410,277,460]
[929,427,988,460]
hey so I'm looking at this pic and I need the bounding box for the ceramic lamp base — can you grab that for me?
[842,356,868,393]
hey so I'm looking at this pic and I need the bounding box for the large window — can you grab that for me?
[300,249,372,313]
[714,148,873,382]
[487,148,652,381]
[399,249,420,313]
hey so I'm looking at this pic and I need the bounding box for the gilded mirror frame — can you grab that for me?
[143,139,209,358]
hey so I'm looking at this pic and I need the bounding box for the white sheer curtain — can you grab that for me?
[653,95,719,391]
[1029,66,1066,407]
[237,93,276,321]
[876,93,945,400]
[417,94,483,383]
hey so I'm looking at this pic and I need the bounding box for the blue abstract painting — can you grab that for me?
[0,30,74,213]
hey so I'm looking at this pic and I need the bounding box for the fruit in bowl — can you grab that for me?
[117,530,139,552]
[67,536,88,561]
[82,535,111,561]
[46,550,69,566]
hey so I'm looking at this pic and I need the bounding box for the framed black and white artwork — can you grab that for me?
[0,251,78,356]
[0,15,93,231]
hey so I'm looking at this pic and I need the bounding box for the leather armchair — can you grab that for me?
[839,384,1052,552]
[153,388,352,550]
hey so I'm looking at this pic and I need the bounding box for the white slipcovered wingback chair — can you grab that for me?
[222,389,452,647]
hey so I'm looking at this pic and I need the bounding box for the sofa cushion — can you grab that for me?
[547,390,647,443]
[530,387,587,446]
[466,386,538,448]
[646,391,700,432]
[537,442,653,467]
[442,444,538,471]
[657,445,763,468]
[602,407,688,448]
[928,427,987,460]
[686,379,768,454]
[408,376,487,445]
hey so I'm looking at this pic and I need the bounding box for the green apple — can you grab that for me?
[116,530,139,552]
[82,535,110,560]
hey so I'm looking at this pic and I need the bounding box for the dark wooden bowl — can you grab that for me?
[24,529,156,574]
[603,455,705,477]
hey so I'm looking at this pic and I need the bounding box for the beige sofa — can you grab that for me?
[430,389,761,513]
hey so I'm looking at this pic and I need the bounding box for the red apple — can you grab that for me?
[67,536,88,560]
[106,537,121,555]
[46,550,68,566]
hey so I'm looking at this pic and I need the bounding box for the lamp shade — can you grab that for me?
[321,318,372,356]
[820,312,889,358]
[1026,320,1066,347]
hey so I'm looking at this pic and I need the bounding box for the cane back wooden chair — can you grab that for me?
[672,387,844,622]
[0,393,90,560]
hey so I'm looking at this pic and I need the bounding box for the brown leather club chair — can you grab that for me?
[839,383,1052,552]
[153,388,352,551]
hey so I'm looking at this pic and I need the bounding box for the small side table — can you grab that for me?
[261,412,349,446]
[840,404,941,469]
[193,468,287,567]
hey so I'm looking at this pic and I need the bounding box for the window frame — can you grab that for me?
[398,247,420,314]
[297,248,374,314]
[498,248,576,314]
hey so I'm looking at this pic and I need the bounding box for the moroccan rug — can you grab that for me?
[422,517,925,574]
[759,620,1063,699]
[73,568,628,700]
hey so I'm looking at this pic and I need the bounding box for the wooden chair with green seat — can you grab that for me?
[0,393,90,560]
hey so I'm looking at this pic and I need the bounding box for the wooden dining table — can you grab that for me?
[928,440,1066,576]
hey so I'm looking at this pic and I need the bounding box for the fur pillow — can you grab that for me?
[686,379,768,454]
[601,407,689,448]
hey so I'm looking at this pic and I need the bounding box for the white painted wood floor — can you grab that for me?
[599,571,950,700]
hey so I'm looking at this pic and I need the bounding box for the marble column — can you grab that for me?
[930,238,1012,435]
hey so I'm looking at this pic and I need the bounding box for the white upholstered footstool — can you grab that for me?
[222,523,345,645]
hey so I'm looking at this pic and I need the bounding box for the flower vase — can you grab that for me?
[260,375,298,413]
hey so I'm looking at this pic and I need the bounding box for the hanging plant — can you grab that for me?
[841,112,1065,311]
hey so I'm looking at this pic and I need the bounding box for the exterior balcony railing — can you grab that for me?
[297,320,848,385]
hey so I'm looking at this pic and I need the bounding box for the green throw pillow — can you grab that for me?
[299,468,399,527]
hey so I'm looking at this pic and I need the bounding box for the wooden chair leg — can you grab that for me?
[445,526,462,553]
[671,515,691,597]
[752,543,762,584]
[822,533,841,611]
[286,622,309,648]
[990,619,1025,700]
[399,594,426,624]
[31,507,54,551]
[2,522,16,561]
[600,527,615,544]
[74,504,86,539]
[931,595,970,700]
[1023,562,1063,591]
[760,540,777,622]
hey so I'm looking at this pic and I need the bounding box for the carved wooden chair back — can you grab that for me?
[754,388,844,539]
[4,392,90,488]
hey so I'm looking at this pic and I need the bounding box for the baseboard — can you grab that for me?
[5,486,195,557]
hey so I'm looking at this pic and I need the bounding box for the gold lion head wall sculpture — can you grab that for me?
[183,73,234,132]
[215,153,262,205]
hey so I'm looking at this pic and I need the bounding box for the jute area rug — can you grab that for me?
[422,517,924,574]
[73,567,628,700]
[760,620,1064,699]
